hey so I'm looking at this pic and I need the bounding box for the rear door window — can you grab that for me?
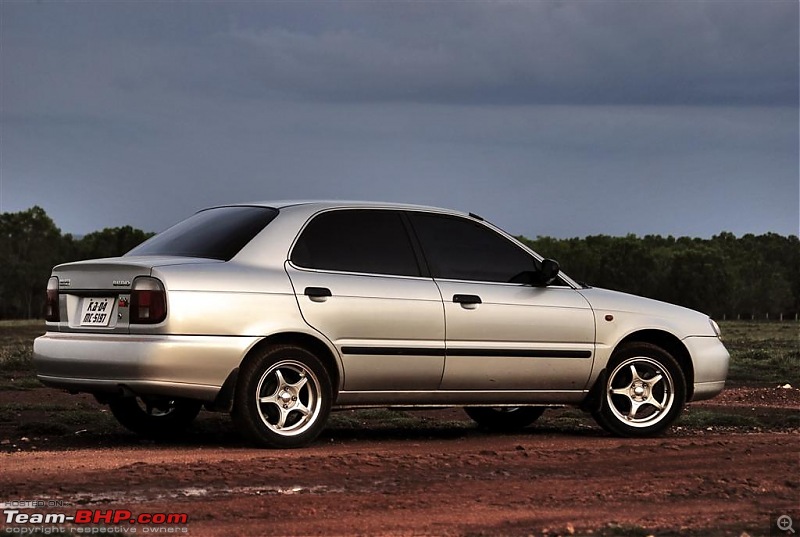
[291,209,421,277]
[127,206,278,261]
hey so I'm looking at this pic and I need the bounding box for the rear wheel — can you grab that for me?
[464,406,545,431]
[109,397,202,438]
[233,345,332,448]
[592,342,686,437]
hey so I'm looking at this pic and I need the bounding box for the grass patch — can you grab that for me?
[0,402,120,437]
[537,407,594,431]
[720,321,799,386]
[677,409,761,428]
[0,377,41,391]
[329,409,471,431]
[0,319,47,329]
[55,409,116,427]
[0,343,34,372]
[679,406,800,430]
[0,320,43,374]
[16,421,72,436]
[0,402,78,412]
[599,524,651,537]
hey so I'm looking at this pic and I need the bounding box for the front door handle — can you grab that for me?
[453,294,482,305]
[305,287,332,302]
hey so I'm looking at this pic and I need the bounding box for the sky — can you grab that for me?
[1,1,798,239]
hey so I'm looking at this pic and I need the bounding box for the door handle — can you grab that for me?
[304,287,332,302]
[453,294,482,305]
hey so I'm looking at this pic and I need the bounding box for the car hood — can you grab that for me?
[577,287,716,338]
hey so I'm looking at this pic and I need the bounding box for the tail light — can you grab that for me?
[130,277,167,324]
[45,276,60,322]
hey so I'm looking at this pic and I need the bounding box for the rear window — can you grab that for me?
[126,206,278,261]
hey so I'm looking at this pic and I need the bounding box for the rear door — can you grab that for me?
[286,209,445,391]
[407,212,595,392]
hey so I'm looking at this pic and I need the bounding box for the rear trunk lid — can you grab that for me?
[51,256,221,334]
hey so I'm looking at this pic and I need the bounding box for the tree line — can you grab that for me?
[1,206,798,320]
[0,207,153,319]
[518,232,799,319]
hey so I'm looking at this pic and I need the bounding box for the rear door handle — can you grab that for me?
[453,294,482,305]
[304,287,332,302]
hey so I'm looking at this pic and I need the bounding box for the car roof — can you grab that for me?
[210,200,476,218]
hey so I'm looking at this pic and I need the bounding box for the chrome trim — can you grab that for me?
[336,390,587,406]
[340,346,591,359]
[286,261,434,282]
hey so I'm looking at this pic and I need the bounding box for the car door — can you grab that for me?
[407,211,595,392]
[286,208,445,392]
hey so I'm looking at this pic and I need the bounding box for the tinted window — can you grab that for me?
[127,206,278,261]
[409,212,535,283]
[291,210,420,277]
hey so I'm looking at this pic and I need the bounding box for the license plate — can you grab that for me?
[80,297,114,327]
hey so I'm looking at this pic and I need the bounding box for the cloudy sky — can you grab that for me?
[1,1,797,239]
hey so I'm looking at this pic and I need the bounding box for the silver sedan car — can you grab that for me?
[33,201,729,448]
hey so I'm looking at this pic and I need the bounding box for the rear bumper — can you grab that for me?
[33,332,258,402]
[684,336,730,402]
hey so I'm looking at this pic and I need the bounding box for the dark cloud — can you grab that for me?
[223,2,799,106]
[0,1,797,238]
[4,2,797,107]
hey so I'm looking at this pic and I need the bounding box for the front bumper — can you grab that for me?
[683,336,730,402]
[33,332,258,402]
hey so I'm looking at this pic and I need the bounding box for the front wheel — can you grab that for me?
[233,345,332,448]
[108,397,202,438]
[464,406,545,431]
[592,342,686,437]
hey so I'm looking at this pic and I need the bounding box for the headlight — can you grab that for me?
[709,318,721,338]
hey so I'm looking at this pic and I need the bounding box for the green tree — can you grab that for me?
[0,207,154,319]
[76,226,154,260]
[521,231,799,318]
[0,206,64,318]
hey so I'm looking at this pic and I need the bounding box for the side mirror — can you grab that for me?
[538,258,560,286]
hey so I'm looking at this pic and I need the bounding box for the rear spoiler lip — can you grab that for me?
[54,255,222,272]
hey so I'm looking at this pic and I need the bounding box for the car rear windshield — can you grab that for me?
[126,206,278,261]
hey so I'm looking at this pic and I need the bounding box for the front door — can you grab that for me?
[407,211,595,392]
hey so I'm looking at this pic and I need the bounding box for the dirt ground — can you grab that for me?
[0,386,798,537]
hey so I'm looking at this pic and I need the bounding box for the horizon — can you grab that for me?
[6,203,798,242]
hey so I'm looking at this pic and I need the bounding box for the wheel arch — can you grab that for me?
[246,332,342,392]
[210,331,342,413]
[616,329,694,400]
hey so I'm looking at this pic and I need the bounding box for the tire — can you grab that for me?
[592,342,686,437]
[464,406,545,431]
[109,397,202,438]
[233,344,332,448]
